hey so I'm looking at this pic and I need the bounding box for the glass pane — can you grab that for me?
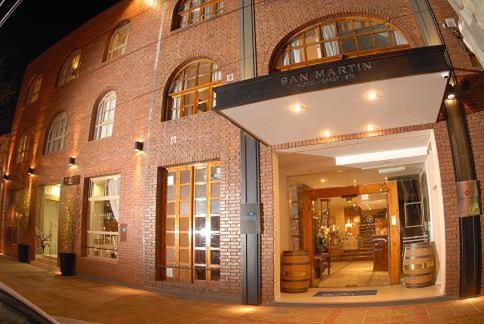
[195,184,206,198]
[195,200,206,215]
[195,168,206,182]
[211,234,220,248]
[166,217,176,231]
[211,166,221,180]
[195,250,206,264]
[91,180,106,197]
[179,217,190,231]
[179,201,190,215]
[90,199,119,232]
[211,183,220,198]
[304,28,319,44]
[341,38,356,54]
[166,248,175,261]
[183,92,194,105]
[180,170,190,184]
[375,32,391,48]
[199,62,211,74]
[167,202,175,215]
[195,217,206,231]
[167,186,175,200]
[320,24,336,40]
[290,48,303,64]
[166,233,175,247]
[210,199,220,215]
[195,266,206,280]
[211,216,220,231]
[210,250,220,265]
[305,44,322,61]
[179,233,189,247]
[195,233,206,247]
[180,249,190,263]
[211,268,220,281]
[198,74,210,85]
[180,185,190,199]
[357,34,373,50]
[323,41,339,57]
[167,173,176,185]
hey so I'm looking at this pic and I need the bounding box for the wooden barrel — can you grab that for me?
[281,250,311,293]
[403,242,435,288]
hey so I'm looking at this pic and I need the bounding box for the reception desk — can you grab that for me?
[373,235,388,271]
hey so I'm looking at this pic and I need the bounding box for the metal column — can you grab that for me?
[238,0,261,305]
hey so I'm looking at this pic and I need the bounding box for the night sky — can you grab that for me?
[0,0,121,135]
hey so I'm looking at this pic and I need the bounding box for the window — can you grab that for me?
[45,113,67,155]
[164,162,221,283]
[93,91,117,140]
[25,74,42,105]
[58,50,81,86]
[106,23,130,61]
[87,176,120,260]
[276,17,409,71]
[176,0,224,29]
[16,132,30,164]
[167,60,221,120]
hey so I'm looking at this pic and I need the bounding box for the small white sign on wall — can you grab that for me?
[166,267,173,278]
[170,136,176,145]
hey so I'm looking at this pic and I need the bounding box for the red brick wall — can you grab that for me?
[1,0,481,302]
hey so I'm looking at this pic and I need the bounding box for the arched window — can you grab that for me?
[25,74,42,105]
[16,132,30,164]
[275,17,409,71]
[107,23,130,61]
[45,113,67,154]
[167,60,221,120]
[176,0,224,29]
[58,50,81,86]
[93,91,117,140]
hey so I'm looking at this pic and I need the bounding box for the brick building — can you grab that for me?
[0,0,482,305]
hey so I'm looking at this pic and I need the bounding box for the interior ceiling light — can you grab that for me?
[366,124,376,132]
[323,130,332,138]
[335,147,428,166]
[320,179,326,183]
[366,90,381,101]
[379,166,406,174]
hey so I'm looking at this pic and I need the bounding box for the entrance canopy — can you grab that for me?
[214,46,450,145]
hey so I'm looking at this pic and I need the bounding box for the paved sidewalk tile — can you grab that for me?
[0,256,482,323]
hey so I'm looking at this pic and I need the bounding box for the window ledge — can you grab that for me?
[82,256,118,264]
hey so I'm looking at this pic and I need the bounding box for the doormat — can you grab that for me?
[313,290,377,297]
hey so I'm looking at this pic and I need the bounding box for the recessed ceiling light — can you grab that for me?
[366,90,381,101]
[337,170,343,173]
[291,103,305,113]
[320,179,326,183]
[323,130,332,138]
[366,124,376,132]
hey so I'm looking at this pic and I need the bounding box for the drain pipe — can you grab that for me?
[422,0,482,297]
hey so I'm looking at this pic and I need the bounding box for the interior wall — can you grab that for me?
[273,153,281,301]
[425,131,446,293]
[331,205,345,236]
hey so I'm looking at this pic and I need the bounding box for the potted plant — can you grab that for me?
[15,190,31,263]
[58,187,81,276]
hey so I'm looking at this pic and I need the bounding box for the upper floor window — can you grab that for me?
[93,91,117,140]
[16,132,30,164]
[45,113,67,154]
[107,23,130,61]
[176,0,224,29]
[25,74,42,105]
[58,50,81,86]
[276,17,409,71]
[168,60,221,120]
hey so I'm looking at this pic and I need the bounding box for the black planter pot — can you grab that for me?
[59,252,76,276]
[17,244,29,263]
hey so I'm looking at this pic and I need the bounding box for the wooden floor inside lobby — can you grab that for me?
[317,261,389,288]
[0,255,482,323]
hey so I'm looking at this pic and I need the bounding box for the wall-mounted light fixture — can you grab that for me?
[2,175,9,182]
[447,84,456,100]
[68,157,76,166]
[134,141,144,152]
[27,167,35,176]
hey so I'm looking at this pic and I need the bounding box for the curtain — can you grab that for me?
[107,178,120,223]
[321,24,339,57]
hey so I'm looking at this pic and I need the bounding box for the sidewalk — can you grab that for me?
[0,255,482,323]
